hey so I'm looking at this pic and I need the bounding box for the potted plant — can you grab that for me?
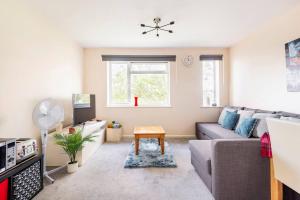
[54,128,96,173]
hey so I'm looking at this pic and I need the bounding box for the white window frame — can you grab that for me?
[201,60,222,107]
[107,61,171,107]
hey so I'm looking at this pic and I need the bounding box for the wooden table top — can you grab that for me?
[134,126,165,134]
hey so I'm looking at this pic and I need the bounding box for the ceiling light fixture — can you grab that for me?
[141,17,175,37]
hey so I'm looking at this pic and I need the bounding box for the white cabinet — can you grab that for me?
[46,120,106,167]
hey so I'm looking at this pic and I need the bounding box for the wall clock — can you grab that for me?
[182,55,194,67]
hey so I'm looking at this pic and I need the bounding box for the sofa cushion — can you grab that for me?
[218,107,238,125]
[197,123,243,139]
[189,140,212,175]
[235,117,258,138]
[252,113,279,137]
[280,116,300,123]
[222,111,240,130]
[277,111,300,119]
[244,108,275,114]
[235,110,255,129]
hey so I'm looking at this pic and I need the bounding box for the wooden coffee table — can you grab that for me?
[134,126,166,155]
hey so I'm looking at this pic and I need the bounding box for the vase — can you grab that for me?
[67,162,78,173]
[134,96,138,107]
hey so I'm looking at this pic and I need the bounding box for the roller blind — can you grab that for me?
[101,55,176,62]
[199,55,223,61]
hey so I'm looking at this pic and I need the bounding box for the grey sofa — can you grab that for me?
[190,108,300,200]
[189,107,294,200]
[190,139,269,200]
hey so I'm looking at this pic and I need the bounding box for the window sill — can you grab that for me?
[106,105,172,108]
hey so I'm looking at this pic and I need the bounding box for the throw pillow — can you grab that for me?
[280,116,300,123]
[235,110,255,130]
[222,111,240,130]
[252,113,279,138]
[235,117,258,138]
[218,107,237,125]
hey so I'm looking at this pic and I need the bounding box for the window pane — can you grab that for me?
[108,62,170,106]
[131,62,167,72]
[202,60,220,106]
[131,74,169,105]
[111,63,128,104]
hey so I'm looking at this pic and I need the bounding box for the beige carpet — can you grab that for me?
[34,139,214,200]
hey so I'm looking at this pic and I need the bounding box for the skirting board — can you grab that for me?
[122,134,196,139]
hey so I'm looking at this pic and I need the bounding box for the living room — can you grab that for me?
[0,0,300,200]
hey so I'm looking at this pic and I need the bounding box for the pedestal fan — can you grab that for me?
[32,98,65,183]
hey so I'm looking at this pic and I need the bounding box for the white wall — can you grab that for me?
[83,48,230,137]
[230,3,300,113]
[0,0,82,139]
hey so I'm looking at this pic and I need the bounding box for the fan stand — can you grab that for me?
[41,130,67,184]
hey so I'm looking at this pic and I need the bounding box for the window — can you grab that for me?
[201,58,222,107]
[108,61,170,107]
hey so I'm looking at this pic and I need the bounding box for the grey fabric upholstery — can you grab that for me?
[189,140,212,191]
[189,140,211,175]
[192,108,300,200]
[193,121,270,200]
[211,139,270,200]
[276,111,300,119]
[189,139,270,200]
[196,123,243,139]
[197,132,212,140]
[195,122,214,139]
[280,116,300,122]
[244,107,276,114]
[223,105,245,110]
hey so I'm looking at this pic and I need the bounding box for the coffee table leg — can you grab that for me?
[160,137,164,154]
[135,137,139,155]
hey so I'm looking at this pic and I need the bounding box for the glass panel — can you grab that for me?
[130,62,167,72]
[109,61,170,106]
[110,63,129,104]
[202,60,220,106]
[131,74,169,105]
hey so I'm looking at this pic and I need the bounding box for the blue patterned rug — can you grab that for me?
[124,138,177,168]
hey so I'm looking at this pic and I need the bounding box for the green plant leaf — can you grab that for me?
[53,129,96,163]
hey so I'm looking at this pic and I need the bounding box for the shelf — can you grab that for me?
[0,155,42,183]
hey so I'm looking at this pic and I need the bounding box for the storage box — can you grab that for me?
[106,128,122,142]
[0,179,8,200]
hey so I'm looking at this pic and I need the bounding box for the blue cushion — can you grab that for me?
[235,117,258,138]
[221,111,240,130]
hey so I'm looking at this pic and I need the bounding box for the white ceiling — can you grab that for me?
[25,0,299,48]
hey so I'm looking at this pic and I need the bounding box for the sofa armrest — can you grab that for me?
[211,139,270,200]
